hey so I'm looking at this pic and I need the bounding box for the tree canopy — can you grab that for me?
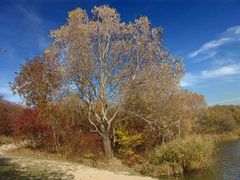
[12,5,185,158]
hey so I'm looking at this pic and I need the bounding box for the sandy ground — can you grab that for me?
[0,142,156,180]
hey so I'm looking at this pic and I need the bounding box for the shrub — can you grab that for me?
[11,109,53,149]
[58,129,103,158]
[115,125,143,164]
[83,150,96,159]
[150,135,214,176]
[0,100,22,135]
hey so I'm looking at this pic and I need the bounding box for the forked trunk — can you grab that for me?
[103,133,114,158]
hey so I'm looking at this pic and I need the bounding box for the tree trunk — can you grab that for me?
[162,134,165,144]
[103,133,114,158]
[52,127,59,152]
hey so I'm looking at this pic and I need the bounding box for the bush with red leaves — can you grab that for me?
[11,109,53,148]
[0,100,22,135]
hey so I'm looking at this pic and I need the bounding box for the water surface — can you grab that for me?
[164,140,240,180]
[187,140,240,180]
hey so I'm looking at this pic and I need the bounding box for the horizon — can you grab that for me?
[0,0,240,105]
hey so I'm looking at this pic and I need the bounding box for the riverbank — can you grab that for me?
[132,130,240,179]
[178,139,240,180]
[206,129,240,143]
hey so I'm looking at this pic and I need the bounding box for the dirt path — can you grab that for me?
[0,143,156,180]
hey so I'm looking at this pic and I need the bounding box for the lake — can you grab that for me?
[165,140,240,180]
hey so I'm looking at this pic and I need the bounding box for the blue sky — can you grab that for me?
[0,0,240,105]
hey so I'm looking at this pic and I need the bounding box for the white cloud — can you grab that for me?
[181,64,240,87]
[189,38,233,58]
[225,26,240,36]
[188,25,240,58]
[192,51,217,62]
[201,64,240,78]
[184,25,240,89]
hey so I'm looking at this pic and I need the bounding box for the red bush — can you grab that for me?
[11,109,53,146]
[58,124,103,157]
[0,100,22,135]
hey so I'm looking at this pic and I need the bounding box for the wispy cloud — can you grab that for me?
[188,26,240,59]
[13,2,50,51]
[224,26,240,37]
[189,38,233,58]
[184,25,240,89]
[15,3,43,26]
[201,64,240,78]
[181,64,240,87]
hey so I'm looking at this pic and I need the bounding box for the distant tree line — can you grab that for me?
[198,105,240,134]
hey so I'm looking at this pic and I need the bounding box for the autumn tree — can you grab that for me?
[11,50,62,108]
[178,92,207,135]
[48,6,183,157]
[12,6,183,158]
[11,50,63,150]
[123,89,206,145]
[121,57,184,145]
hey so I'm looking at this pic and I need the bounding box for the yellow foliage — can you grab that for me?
[115,126,142,160]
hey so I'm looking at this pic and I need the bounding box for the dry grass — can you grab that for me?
[7,146,140,177]
[0,135,15,145]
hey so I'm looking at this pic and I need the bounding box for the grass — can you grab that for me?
[207,129,240,143]
[134,135,215,178]
[0,135,15,145]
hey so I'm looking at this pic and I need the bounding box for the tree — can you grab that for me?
[199,105,240,133]
[11,50,63,151]
[49,6,183,157]
[11,50,62,108]
[122,89,206,146]
[12,6,183,158]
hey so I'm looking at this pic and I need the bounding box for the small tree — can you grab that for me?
[11,51,62,108]
[11,51,62,150]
